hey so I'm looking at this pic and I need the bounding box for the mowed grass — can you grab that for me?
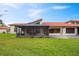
[0,34,79,56]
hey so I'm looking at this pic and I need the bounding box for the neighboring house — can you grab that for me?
[9,19,79,38]
[0,19,8,33]
[0,26,8,33]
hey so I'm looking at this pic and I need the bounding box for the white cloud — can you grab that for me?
[0,3,18,9]
[27,3,42,9]
[27,3,38,8]
[27,9,43,18]
[52,6,69,10]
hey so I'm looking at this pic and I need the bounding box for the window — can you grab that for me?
[76,22,79,24]
[49,28,60,33]
[36,22,40,24]
[66,28,75,33]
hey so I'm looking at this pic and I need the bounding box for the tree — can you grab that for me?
[0,19,5,26]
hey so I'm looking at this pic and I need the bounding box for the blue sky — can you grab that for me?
[0,3,79,25]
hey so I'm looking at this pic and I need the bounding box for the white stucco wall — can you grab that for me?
[49,27,77,36]
[9,26,16,34]
[49,33,61,36]
[62,27,77,35]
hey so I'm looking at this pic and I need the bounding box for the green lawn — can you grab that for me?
[0,34,79,56]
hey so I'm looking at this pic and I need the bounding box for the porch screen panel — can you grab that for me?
[66,28,75,33]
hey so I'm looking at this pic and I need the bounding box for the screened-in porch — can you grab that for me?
[15,26,49,37]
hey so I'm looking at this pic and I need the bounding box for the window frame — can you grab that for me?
[66,28,75,33]
[49,28,60,33]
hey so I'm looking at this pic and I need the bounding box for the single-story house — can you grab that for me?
[0,26,8,33]
[9,19,79,38]
[0,19,8,33]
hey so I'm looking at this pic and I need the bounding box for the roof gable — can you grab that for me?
[27,19,42,24]
[9,19,43,26]
[67,20,79,22]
